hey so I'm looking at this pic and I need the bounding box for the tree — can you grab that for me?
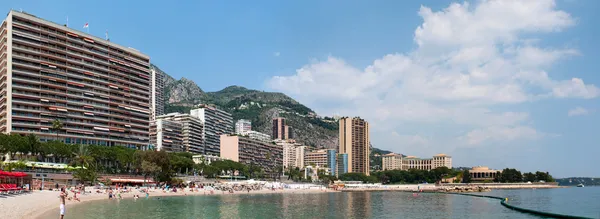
[71,144,94,168]
[73,168,98,185]
[51,119,64,141]
[462,170,472,183]
[499,168,523,183]
[523,172,536,182]
[141,160,161,184]
[431,167,452,183]
[26,134,41,160]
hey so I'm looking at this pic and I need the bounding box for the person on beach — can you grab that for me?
[59,187,67,219]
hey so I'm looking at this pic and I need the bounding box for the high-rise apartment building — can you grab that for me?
[156,113,203,153]
[327,149,337,176]
[278,140,305,169]
[220,134,283,177]
[272,117,285,140]
[150,119,183,152]
[191,104,233,156]
[234,119,251,135]
[149,64,164,121]
[284,125,294,139]
[272,117,294,140]
[339,117,370,175]
[0,11,151,148]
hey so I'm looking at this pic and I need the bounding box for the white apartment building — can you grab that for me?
[245,130,271,142]
[190,104,233,156]
[235,119,251,135]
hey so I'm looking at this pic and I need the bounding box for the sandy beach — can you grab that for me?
[0,187,335,219]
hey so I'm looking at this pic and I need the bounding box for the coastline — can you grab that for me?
[2,184,567,219]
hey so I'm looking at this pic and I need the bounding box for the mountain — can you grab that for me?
[162,72,339,148]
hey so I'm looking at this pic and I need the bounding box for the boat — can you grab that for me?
[576,183,584,187]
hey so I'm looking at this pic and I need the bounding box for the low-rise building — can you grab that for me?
[220,135,283,176]
[192,154,227,165]
[150,119,183,152]
[398,153,453,171]
[469,166,500,181]
[245,131,271,142]
[304,149,329,167]
[432,154,452,169]
[304,149,337,175]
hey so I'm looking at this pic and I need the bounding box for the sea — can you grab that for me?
[40,186,600,219]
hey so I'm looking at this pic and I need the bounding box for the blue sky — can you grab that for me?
[4,0,599,177]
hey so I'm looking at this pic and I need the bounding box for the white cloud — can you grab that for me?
[274,52,280,57]
[568,107,590,117]
[461,126,542,146]
[267,0,596,151]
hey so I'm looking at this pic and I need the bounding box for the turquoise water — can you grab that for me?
[40,187,600,219]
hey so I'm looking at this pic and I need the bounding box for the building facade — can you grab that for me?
[190,104,233,156]
[284,125,294,139]
[398,154,453,171]
[402,156,433,170]
[304,149,329,168]
[149,119,183,152]
[327,149,337,176]
[432,154,452,169]
[272,117,285,140]
[469,166,500,181]
[156,113,203,154]
[381,153,404,171]
[245,130,271,142]
[192,154,227,165]
[149,64,164,121]
[339,117,370,175]
[278,140,305,169]
[234,119,251,135]
[336,153,348,177]
[0,11,151,149]
[220,135,283,176]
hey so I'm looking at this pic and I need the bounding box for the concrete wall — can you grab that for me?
[219,135,239,162]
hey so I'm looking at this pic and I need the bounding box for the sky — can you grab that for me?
[3,0,599,177]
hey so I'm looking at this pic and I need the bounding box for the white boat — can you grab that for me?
[576,183,584,187]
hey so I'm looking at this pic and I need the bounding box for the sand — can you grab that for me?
[0,187,335,219]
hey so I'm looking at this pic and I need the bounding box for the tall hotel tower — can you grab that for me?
[0,11,151,149]
[339,117,370,175]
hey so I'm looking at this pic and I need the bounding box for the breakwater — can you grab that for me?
[443,192,593,219]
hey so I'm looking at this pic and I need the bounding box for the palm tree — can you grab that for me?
[51,119,64,142]
[72,145,94,169]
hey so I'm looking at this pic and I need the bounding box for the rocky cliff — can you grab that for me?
[162,70,339,148]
